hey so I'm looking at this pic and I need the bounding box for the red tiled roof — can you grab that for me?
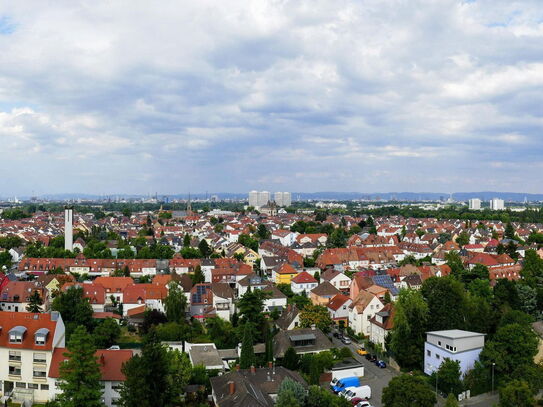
[291,271,317,284]
[0,311,60,350]
[327,294,350,311]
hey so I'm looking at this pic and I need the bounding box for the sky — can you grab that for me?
[0,0,542,196]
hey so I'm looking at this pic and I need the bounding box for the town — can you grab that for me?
[0,196,541,407]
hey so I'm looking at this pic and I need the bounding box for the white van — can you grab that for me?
[341,385,371,401]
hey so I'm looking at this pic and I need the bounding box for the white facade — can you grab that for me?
[348,295,384,335]
[274,192,292,207]
[248,190,259,207]
[489,198,505,210]
[424,330,485,376]
[468,198,481,210]
[291,280,318,295]
[64,208,73,251]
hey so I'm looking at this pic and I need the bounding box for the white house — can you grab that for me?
[271,230,298,247]
[348,291,384,336]
[321,269,351,293]
[290,271,318,295]
[0,311,65,405]
[424,330,485,376]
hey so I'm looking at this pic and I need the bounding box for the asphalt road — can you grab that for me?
[330,336,399,407]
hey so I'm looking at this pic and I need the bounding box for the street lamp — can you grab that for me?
[491,363,495,394]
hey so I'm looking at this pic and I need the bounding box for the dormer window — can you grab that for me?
[9,326,27,343]
[35,328,49,346]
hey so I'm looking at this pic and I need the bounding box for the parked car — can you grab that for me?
[350,397,364,405]
[375,360,386,368]
[368,355,377,362]
[333,331,340,338]
[340,385,371,401]
[354,401,374,407]
[332,376,361,393]
[342,337,352,345]
[364,353,372,360]
[356,347,368,356]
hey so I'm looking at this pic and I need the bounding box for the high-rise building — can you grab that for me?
[468,198,481,210]
[258,191,270,207]
[489,198,505,210]
[249,190,259,207]
[64,207,73,251]
[274,192,292,207]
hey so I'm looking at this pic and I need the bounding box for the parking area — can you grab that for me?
[330,335,399,407]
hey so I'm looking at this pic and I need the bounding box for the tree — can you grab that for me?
[455,232,469,246]
[93,318,121,349]
[462,264,489,285]
[276,377,306,407]
[505,241,518,261]
[480,323,538,378]
[520,249,543,287]
[436,358,463,397]
[444,393,459,407]
[421,276,466,331]
[306,385,351,407]
[206,317,238,349]
[389,289,429,370]
[445,251,465,277]
[0,251,12,270]
[498,380,534,407]
[516,284,538,317]
[183,233,191,247]
[141,309,168,334]
[164,282,187,324]
[382,374,436,407]
[119,333,174,407]
[237,288,268,330]
[238,234,259,252]
[493,279,521,310]
[239,322,256,369]
[504,222,515,240]
[191,265,205,284]
[282,347,299,370]
[328,228,347,248]
[299,304,333,333]
[257,224,271,240]
[198,239,212,257]
[168,349,192,404]
[51,287,94,340]
[57,326,103,407]
[26,290,43,313]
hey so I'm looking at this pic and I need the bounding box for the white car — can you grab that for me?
[355,402,374,407]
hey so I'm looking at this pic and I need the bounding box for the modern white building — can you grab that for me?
[424,330,485,376]
[248,191,272,208]
[274,192,292,207]
[468,198,481,210]
[248,190,259,207]
[64,207,73,251]
[489,198,505,211]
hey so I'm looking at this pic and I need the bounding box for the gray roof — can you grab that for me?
[9,326,27,336]
[273,327,332,358]
[288,333,316,342]
[35,328,49,336]
[189,344,224,369]
[275,305,300,331]
[427,329,485,339]
[372,275,399,295]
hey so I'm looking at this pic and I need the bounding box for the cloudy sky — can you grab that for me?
[0,0,542,196]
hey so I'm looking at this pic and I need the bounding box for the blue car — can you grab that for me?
[375,360,386,368]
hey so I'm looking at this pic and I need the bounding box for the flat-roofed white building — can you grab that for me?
[468,198,481,210]
[424,329,485,376]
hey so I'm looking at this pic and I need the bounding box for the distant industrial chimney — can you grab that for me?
[64,207,73,251]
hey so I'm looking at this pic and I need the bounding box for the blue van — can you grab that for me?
[332,376,361,393]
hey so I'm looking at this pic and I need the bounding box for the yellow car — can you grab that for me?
[357,347,368,356]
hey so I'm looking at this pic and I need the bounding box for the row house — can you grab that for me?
[93,276,134,304]
[122,283,168,316]
[62,283,106,312]
[348,290,384,336]
[270,229,298,247]
[0,281,45,313]
[189,283,235,321]
[369,303,395,348]
[271,263,298,285]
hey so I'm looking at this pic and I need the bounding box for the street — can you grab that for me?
[330,336,399,407]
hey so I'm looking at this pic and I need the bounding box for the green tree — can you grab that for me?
[382,374,436,407]
[480,323,538,378]
[520,249,543,287]
[445,251,465,277]
[206,317,238,349]
[93,318,121,349]
[168,349,192,404]
[164,282,187,324]
[237,288,268,329]
[498,379,534,407]
[119,333,173,407]
[435,358,463,397]
[455,232,469,246]
[389,289,429,370]
[276,377,306,407]
[198,239,212,257]
[257,224,271,240]
[516,284,538,317]
[26,290,43,313]
[444,393,459,407]
[299,304,333,333]
[57,326,103,407]
[504,222,515,240]
[191,265,205,284]
[239,322,256,369]
[183,233,191,247]
[462,264,490,285]
[282,347,299,370]
[421,276,466,331]
[52,287,94,340]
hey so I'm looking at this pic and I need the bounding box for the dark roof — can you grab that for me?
[273,327,332,358]
[275,305,299,331]
[372,275,399,295]
[210,367,307,407]
[310,281,340,297]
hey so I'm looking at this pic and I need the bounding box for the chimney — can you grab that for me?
[250,365,256,375]
[311,324,316,330]
[287,304,291,312]
[235,364,240,371]
[268,361,273,369]
[99,354,105,365]
[228,381,235,395]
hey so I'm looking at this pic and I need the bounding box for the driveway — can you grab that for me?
[330,336,399,407]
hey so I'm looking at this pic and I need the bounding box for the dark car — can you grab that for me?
[369,355,377,362]
[376,360,386,368]
[333,332,340,338]
[364,353,372,360]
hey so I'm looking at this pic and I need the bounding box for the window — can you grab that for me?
[436,354,440,360]
[35,335,46,346]
[28,383,39,389]
[427,350,431,356]
[34,353,46,363]
[438,341,442,346]
[9,334,23,344]
[9,365,22,376]
[16,382,26,389]
[33,369,47,378]
[9,351,22,361]
[41,384,49,390]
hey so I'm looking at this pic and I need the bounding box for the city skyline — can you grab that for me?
[1,1,542,195]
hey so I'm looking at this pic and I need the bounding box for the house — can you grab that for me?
[122,283,167,316]
[49,349,133,407]
[189,283,235,321]
[348,291,384,336]
[275,304,300,331]
[424,330,485,376]
[310,282,340,306]
[321,269,351,294]
[262,285,288,313]
[0,311,65,404]
[62,283,106,312]
[271,263,298,285]
[0,281,44,312]
[326,294,352,327]
[369,303,395,348]
[290,271,318,295]
[93,276,134,305]
[237,274,268,297]
[273,327,333,358]
[210,366,307,407]
[271,230,297,247]
[185,342,224,371]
